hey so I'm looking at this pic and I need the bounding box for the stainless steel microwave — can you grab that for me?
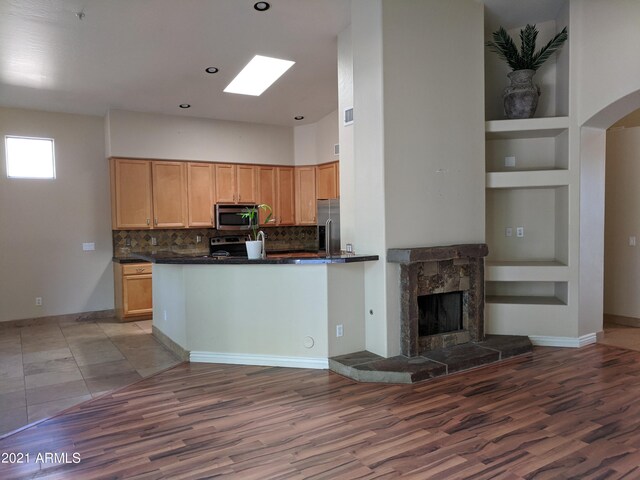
[215,204,257,230]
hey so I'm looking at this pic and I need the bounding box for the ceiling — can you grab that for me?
[0,0,350,126]
[0,1,575,128]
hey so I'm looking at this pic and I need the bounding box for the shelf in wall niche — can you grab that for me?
[485,261,569,282]
[486,170,570,189]
[486,295,566,306]
[485,117,570,139]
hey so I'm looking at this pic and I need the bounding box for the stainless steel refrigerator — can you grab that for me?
[317,199,340,257]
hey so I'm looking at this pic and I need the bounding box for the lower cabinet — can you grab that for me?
[114,262,153,321]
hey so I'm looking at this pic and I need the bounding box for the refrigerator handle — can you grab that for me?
[325,218,332,257]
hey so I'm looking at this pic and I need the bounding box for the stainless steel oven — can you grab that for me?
[215,204,257,230]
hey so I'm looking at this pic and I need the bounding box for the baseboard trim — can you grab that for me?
[189,351,328,370]
[152,326,190,361]
[0,309,115,327]
[529,333,597,348]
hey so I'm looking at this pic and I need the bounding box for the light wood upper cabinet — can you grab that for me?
[257,166,295,225]
[295,166,317,225]
[236,165,257,203]
[214,164,257,204]
[257,166,277,225]
[316,161,339,200]
[214,164,236,203]
[187,162,216,227]
[152,161,188,228]
[277,167,295,225]
[111,158,153,229]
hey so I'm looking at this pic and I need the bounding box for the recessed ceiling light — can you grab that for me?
[179,104,191,109]
[294,116,304,120]
[205,67,219,74]
[254,2,270,11]
[224,55,295,96]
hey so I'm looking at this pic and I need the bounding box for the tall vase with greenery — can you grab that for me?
[239,204,272,259]
[486,24,568,119]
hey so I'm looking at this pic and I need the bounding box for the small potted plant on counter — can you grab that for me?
[239,204,272,259]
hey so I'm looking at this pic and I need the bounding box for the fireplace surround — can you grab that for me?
[388,244,488,357]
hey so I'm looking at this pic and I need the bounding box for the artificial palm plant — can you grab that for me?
[486,24,568,72]
[239,204,272,241]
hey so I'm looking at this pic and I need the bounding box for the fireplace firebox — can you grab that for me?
[388,244,488,357]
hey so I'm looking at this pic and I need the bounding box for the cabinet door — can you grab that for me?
[316,162,339,199]
[123,273,153,317]
[237,165,257,203]
[112,159,153,229]
[215,164,236,203]
[257,166,276,225]
[277,167,295,225]
[152,161,188,228]
[187,163,215,227]
[295,166,317,225]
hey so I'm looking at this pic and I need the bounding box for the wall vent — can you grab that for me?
[344,107,354,126]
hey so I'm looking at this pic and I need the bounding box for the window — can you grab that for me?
[5,136,56,179]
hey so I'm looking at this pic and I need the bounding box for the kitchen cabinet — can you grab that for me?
[257,166,276,225]
[152,161,188,228]
[110,158,153,229]
[114,262,153,321]
[277,167,295,225]
[187,162,216,227]
[295,166,317,225]
[215,163,257,204]
[316,161,339,199]
[257,166,295,225]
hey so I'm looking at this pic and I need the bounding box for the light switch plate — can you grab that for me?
[505,156,516,168]
[82,242,95,251]
[505,227,513,237]
[630,236,637,247]
[516,227,524,238]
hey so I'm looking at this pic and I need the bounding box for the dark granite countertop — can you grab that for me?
[113,250,378,265]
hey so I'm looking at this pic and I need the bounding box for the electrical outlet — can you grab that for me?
[336,324,344,337]
[151,237,157,246]
[163,310,167,321]
[504,156,516,168]
[516,226,525,238]
[505,227,513,237]
[35,297,42,306]
[196,235,202,244]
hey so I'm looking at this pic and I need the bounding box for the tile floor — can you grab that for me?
[600,315,640,351]
[0,317,181,437]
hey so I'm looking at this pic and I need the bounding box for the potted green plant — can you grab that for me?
[239,204,272,259]
[486,24,568,119]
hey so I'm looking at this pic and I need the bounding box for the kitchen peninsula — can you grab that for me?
[125,251,378,369]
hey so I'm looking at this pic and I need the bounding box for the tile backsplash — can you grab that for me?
[113,226,318,254]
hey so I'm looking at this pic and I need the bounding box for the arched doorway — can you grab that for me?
[581,90,640,344]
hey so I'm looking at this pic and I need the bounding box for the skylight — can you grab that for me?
[224,55,295,96]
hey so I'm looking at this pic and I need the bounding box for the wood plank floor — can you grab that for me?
[2,344,640,479]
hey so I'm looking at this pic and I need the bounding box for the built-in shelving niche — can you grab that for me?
[486,185,568,265]
[486,281,568,306]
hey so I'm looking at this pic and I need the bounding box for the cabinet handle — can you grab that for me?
[238,194,241,202]
[146,218,150,226]
[136,268,145,273]
[154,218,158,226]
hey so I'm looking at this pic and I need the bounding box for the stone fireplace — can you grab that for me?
[387,244,488,357]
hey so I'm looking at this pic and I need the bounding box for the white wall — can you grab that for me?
[293,110,339,166]
[106,109,294,165]
[343,0,485,356]
[0,107,113,322]
[604,126,640,319]
[351,0,388,356]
